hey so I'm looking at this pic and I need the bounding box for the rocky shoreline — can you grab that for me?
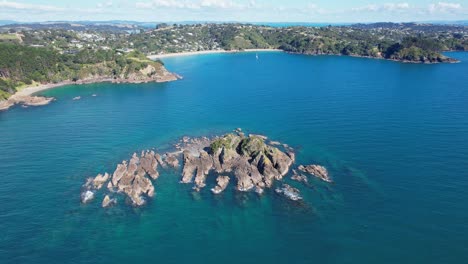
[80,130,332,208]
[0,67,181,111]
[286,51,460,64]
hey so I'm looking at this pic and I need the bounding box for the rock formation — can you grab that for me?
[80,131,332,208]
[211,176,230,194]
[102,195,117,208]
[298,164,331,182]
[0,95,54,111]
[275,184,302,201]
[82,151,159,206]
[291,170,308,184]
[180,133,294,194]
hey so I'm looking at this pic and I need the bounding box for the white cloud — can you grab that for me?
[428,2,462,13]
[200,0,244,9]
[0,0,65,11]
[352,2,410,12]
[97,1,113,8]
[383,3,410,11]
[0,0,467,23]
[134,0,254,10]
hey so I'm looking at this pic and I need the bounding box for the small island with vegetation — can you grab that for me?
[80,129,331,207]
[0,21,466,110]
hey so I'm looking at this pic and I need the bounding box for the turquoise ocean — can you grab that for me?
[0,52,467,263]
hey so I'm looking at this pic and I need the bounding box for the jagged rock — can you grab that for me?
[266,147,293,178]
[220,147,240,171]
[181,150,199,183]
[211,148,223,172]
[119,173,155,206]
[102,195,117,208]
[275,184,302,201]
[140,150,159,179]
[194,151,213,188]
[254,153,279,187]
[291,173,308,184]
[234,159,255,191]
[92,173,109,189]
[105,152,157,206]
[81,132,299,209]
[211,176,230,194]
[126,153,139,177]
[81,190,95,203]
[298,164,331,182]
[155,153,166,167]
[112,161,127,185]
[165,153,179,168]
[107,181,114,191]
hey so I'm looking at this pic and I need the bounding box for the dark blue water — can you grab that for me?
[1,52,467,264]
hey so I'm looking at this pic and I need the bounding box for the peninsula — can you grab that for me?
[0,43,180,110]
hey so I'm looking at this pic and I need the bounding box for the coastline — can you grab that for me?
[1,48,460,112]
[285,51,460,64]
[0,75,180,111]
[148,49,282,59]
[2,48,280,106]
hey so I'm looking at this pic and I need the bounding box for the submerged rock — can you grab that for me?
[102,195,117,208]
[298,164,331,182]
[275,184,302,201]
[81,190,95,203]
[291,173,308,184]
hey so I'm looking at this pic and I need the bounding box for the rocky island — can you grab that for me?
[80,130,332,208]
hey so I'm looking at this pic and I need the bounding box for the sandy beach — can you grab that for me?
[148,49,282,59]
[7,49,281,98]
[8,78,116,98]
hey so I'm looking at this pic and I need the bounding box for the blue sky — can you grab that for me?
[0,0,466,22]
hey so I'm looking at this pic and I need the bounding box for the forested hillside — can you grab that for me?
[0,43,167,99]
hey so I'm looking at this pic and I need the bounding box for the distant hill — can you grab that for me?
[0,21,17,26]
[0,22,145,33]
[350,22,467,32]
[1,21,467,32]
